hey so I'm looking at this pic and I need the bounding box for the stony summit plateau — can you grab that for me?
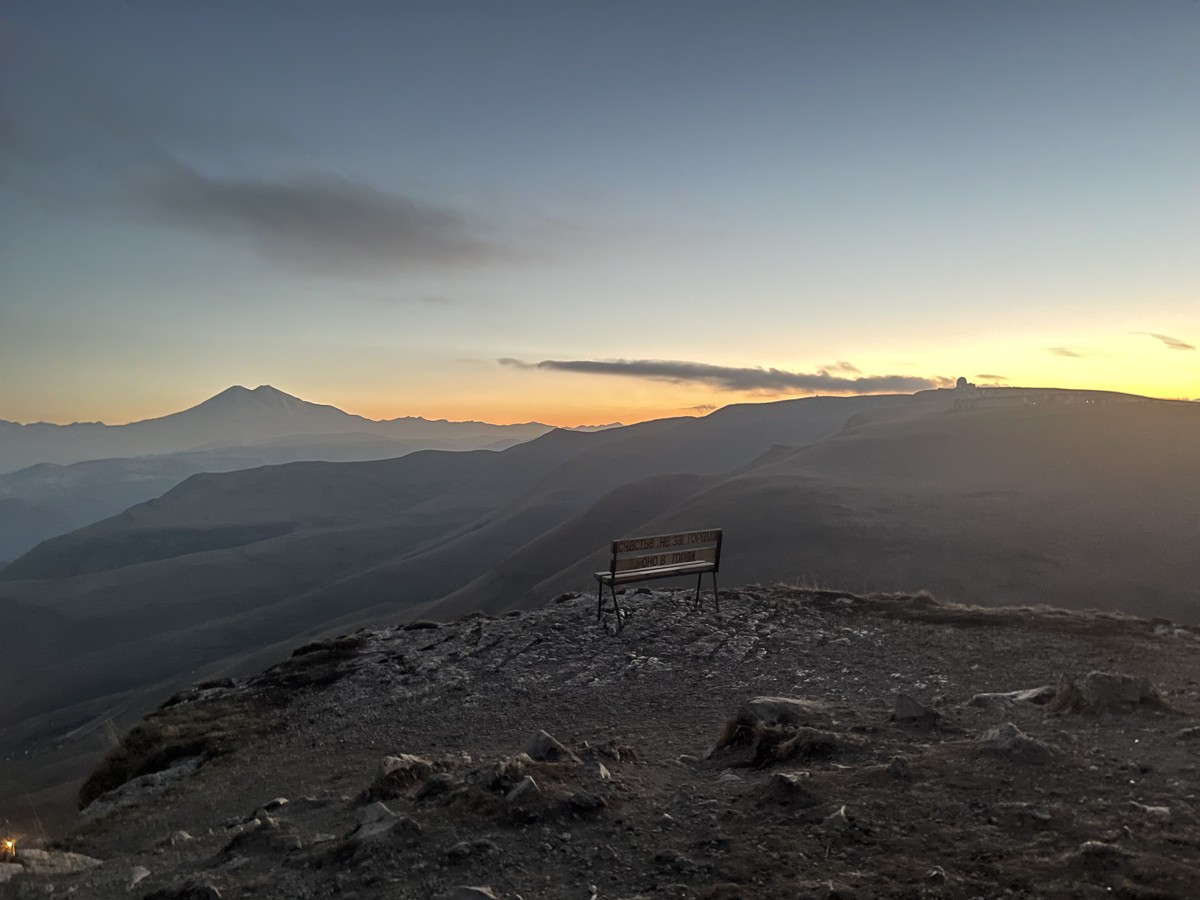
[4,586,1200,899]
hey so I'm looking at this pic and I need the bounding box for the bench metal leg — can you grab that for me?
[693,572,720,614]
[598,579,625,632]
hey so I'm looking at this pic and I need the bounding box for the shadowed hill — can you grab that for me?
[0,385,594,564]
[425,399,1200,623]
[0,431,538,566]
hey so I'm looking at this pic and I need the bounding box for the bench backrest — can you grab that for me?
[609,529,722,575]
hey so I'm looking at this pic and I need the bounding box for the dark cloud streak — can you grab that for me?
[142,169,505,274]
[0,33,509,275]
[499,358,947,394]
[1137,332,1195,351]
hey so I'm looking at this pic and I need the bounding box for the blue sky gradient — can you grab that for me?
[1,1,1196,423]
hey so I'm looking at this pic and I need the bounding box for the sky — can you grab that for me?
[1,1,1196,426]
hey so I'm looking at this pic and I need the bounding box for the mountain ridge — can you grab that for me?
[0,386,623,564]
[0,384,620,474]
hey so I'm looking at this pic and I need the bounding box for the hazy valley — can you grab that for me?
[0,385,597,565]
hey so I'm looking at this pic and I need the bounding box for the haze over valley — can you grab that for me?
[0,385,615,564]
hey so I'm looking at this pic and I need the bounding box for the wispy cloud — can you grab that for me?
[691,403,719,413]
[142,169,506,274]
[0,34,516,275]
[975,373,1007,382]
[1136,332,1195,351]
[822,360,861,374]
[1047,347,1087,358]
[499,358,948,394]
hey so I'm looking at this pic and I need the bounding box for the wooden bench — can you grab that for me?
[595,529,722,628]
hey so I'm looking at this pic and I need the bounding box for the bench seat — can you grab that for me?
[594,560,716,585]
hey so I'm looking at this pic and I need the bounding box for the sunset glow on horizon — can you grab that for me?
[1,2,1196,427]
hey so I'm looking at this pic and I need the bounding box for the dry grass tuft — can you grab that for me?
[78,696,272,810]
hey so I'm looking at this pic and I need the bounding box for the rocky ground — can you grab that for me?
[4,586,1200,899]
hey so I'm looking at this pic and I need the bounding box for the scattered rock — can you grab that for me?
[0,863,24,885]
[347,802,422,843]
[925,866,946,884]
[219,816,302,857]
[708,696,829,756]
[756,772,821,807]
[1048,671,1166,715]
[432,887,498,900]
[752,726,863,767]
[582,739,636,763]
[415,772,460,801]
[1068,840,1131,875]
[993,801,1056,828]
[81,756,205,822]
[15,848,103,876]
[654,848,697,872]
[401,620,440,630]
[968,685,1056,707]
[887,756,912,780]
[1130,801,1172,822]
[142,880,222,900]
[799,881,856,900]
[520,730,581,763]
[565,793,606,816]
[892,693,939,725]
[487,754,535,792]
[252,797,288,817]
[447,839,500,861]
[504,775,542,806]
[365,754,435,801]
[128,865,152,890]
[976,722,1052,763]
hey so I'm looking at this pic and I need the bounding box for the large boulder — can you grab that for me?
[708,697,829,757]
[13,849,102,876]
[520,730,580,764]
[1048,671,1165,715]
[365,754,436,801]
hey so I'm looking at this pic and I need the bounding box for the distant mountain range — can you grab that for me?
[0,385,611,474]
[3,386,1197,830]
[0,386,619,564]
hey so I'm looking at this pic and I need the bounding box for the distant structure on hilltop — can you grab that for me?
[950,379,1143,410]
